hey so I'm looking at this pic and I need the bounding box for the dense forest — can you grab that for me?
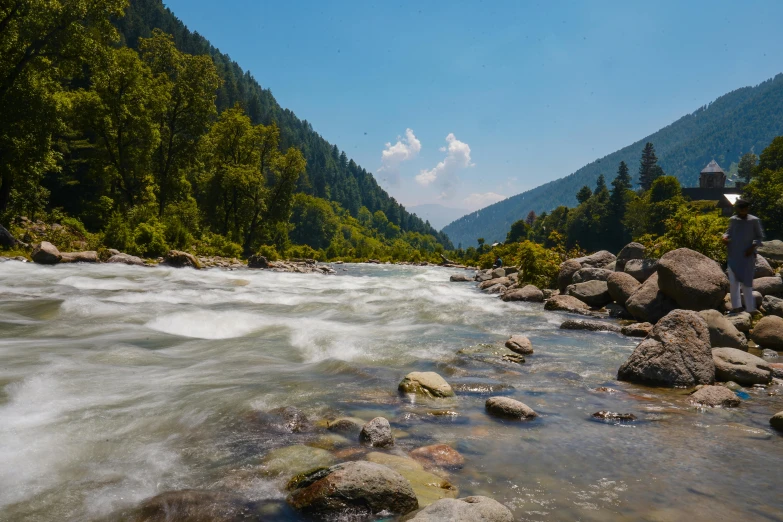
[444,73,783,247]
[0,0,451,262]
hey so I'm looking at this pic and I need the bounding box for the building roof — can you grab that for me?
[682,187,737,206]
[701,160,725,174]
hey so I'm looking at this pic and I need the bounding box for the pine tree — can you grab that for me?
[576,186,593,204]
[595,174,608,194]
[638,142,660,191]
[608,161,633,249]
[738,152,758,183]
[525,210,536,227]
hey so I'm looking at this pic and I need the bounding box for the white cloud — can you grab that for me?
[463,192,506,211]
[415,133,474,188]
[379,128,421,173]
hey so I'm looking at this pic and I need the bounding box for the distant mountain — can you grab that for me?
[443,73,783,247]
[408,204,469,232]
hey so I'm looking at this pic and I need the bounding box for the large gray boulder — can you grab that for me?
[750,316,783,350]
[59,251,98,263]
[544,294,593,315]
[31,241,61,264]
[625,273,677,323]
[485,397,537,419]
[712,347,772,385]
[616,242,646,272]
[566,280,612,308]
[657,248,729,311]
[698,310,747,350]
[287,462,418,518]
[572,267,613,284]
[755,256,775,278]
[501,285,543,302]
[360,417,394,448]
[763,295,783,318]
[399,372,455,398]
[758,240,783,267]
[572,250,616,269]
[107,253,145,266]
[624,258,658,283]
[409,496,514,522]
[557,259,582,293]
[689,386,741,408]
[450,273,472,282]
[617,310,714,387]
[607,271,641,306]
[754,276,783,297]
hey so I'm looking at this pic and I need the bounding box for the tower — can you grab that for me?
[699,160,726,188]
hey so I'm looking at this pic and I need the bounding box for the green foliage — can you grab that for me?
[738,152,758,183]
[576,186,592,204]
[256,244,280,261]
[758,136,783,172]
[290,194,339,249]
[639,206,729,262]
[103,211,135,252]
[194,232,242,258]
[473,240,567,289]
[505,219,530,243]
[133,220,168,257]
[743,164,783,239]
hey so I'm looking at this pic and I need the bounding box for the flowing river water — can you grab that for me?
[1,261,782,521]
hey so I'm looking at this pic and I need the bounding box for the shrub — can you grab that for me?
[639,206,728,262]
[102,212,135,253]
[256,244,279,261]
[194,232,242,258]
[133,221,169,258]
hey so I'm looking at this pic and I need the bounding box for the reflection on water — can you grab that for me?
[0,261,781,521]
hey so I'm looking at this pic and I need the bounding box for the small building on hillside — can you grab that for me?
[681,160,741,216]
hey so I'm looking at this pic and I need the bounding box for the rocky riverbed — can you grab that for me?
[0,261,782,521]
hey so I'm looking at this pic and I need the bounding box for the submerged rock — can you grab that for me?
[360,417,394,448]
[485,397,537,419]
[410,444,465,469]
[559,319,621,333]
[31,241,61,265]
[287,461,418,518]
[501,353,525,364]
[259,444,335,478]
[399,372,455,398]
[751,316,783,350]
[409,496,514,522]
[657,248,729,311]
[690,385,741,408]
[591,411,637,422]
[327,417,366,435]
[712,347,772,385]
[129,490,263,522]
[366,452,458,507]
[262,406,312,434]
[698,310,748,350]
[505,335,533,355]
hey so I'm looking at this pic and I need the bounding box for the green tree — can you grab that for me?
[737,152,758,183]
[261,146,307,251]
[638,142,660,190]
[289,194,339,249]
[525,210,536,227]
[607,161,634,249]
[757,136,783,172]
[506,219,530,244]
[576,186,593,204]
[744,138,783,239]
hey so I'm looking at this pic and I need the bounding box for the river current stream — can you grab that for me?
[1,262,781,521]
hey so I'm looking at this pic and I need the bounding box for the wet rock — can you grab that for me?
[758,240,783,267]
[327,417,366,434]
[399,372,455,398]
[484,283,506,295]
[621,322,654,338]
[751,316,783,350]
[479,277,510,290]
[544,294,593,315]
[713,347,772,385]
[617,310,714,387]
[409,496,514,522]
[607,271,642,306]
[763,295,783,318]
[625,273,677,324]
[657,248,729,311]
[755,256,775,278]
[698,310,748,350]
[501,284,543,302]
[572,250,616,269]
[761,349,779,358]
[410,444,465,469]
[58,251,98,263]
[360,417,394,448]
[366,452,458,507]
[727,311,752,333]
[287,461,418,518]
[591,411,637,422]
[754,276,783,297]
[690,385,741,408]
[566,280,612,308]
[260,444,336,478]
[501,353,525,364]
[606,303,633,319]
[616,242,646,272]
[164,250,201,269]
[0,224,17,248]
[485,397,537,419]
[721,381,744,391]
[771,412,783,431]
[572,267,613,284]
[31,241,61,264]
[557,259,582,293]
[130,490,262,522]
[107,253,145,266]
[624,258,658,283]
[247,254,269,269]
[264,406,312,433]
[505,335,533,355]
[450,274,471,282]
[475,270,493,282]
[559,319,621,333]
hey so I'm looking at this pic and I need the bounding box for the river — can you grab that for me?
[0,262,781,521]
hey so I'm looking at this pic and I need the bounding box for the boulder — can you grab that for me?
[758,240,783,267]
[260,445,336,478]
[409,496,514,522]
[247,254,269,269]
[712,347,772,385]
[572,267,613,284]
[615,242,646,272]
[755,256,775,278]
[360,417,394,448]
[0,224,18,248]
[657,248,729,311]
[484,284,506,295]
[621,322,653,338]
[505,335,533,355]
[607,272,641,306]
[727,312,752,333]
[501,285,543,302]
[409,444,465,469]
[132,490,262,522]
[164,250,201,269]
[606,303,633,319]
[559,319,621,333]
[624,258,659,283]
[557,259,582,293]
[504,267,518,276]
[566,280,612,308]
[475,271,493,282]
[572,250,616,269]
[450,274,471,282]
[698,310,747,350]
[366,452,457,507]
[59,251,98,263]
[544,294,593,315]
[625,273,677,324]
[754,276,783,297]
[287,461,418,518]
[763,295,783,318]
[479,277,510,290]
[485,397,537,419]
[31,241,61,264]
[771,412,783,431]
[491,268,505,279]
[689,385,741,408]
[327,417,366,435]
[399,372,455,398]
[106,253,145,266]
[617,310,714,387]
[751,316,783,350]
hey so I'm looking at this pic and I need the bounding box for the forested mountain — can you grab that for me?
[111,0,450,248]
[443,73,783,247]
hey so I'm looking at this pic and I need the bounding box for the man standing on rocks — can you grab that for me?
[722,199,765,313]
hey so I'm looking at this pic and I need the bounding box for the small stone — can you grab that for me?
[690,385,741,408]
[559,319,621,333]
[327,417,366,434]
[410,444,465,469]
[399,372,455,398]
[360,417,394,448]
[505,335,533,355]
[485,397,537,419]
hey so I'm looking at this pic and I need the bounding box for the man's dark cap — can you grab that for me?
[735,198,750,209]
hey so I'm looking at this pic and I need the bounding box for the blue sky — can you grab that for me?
[164,0,783,211]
